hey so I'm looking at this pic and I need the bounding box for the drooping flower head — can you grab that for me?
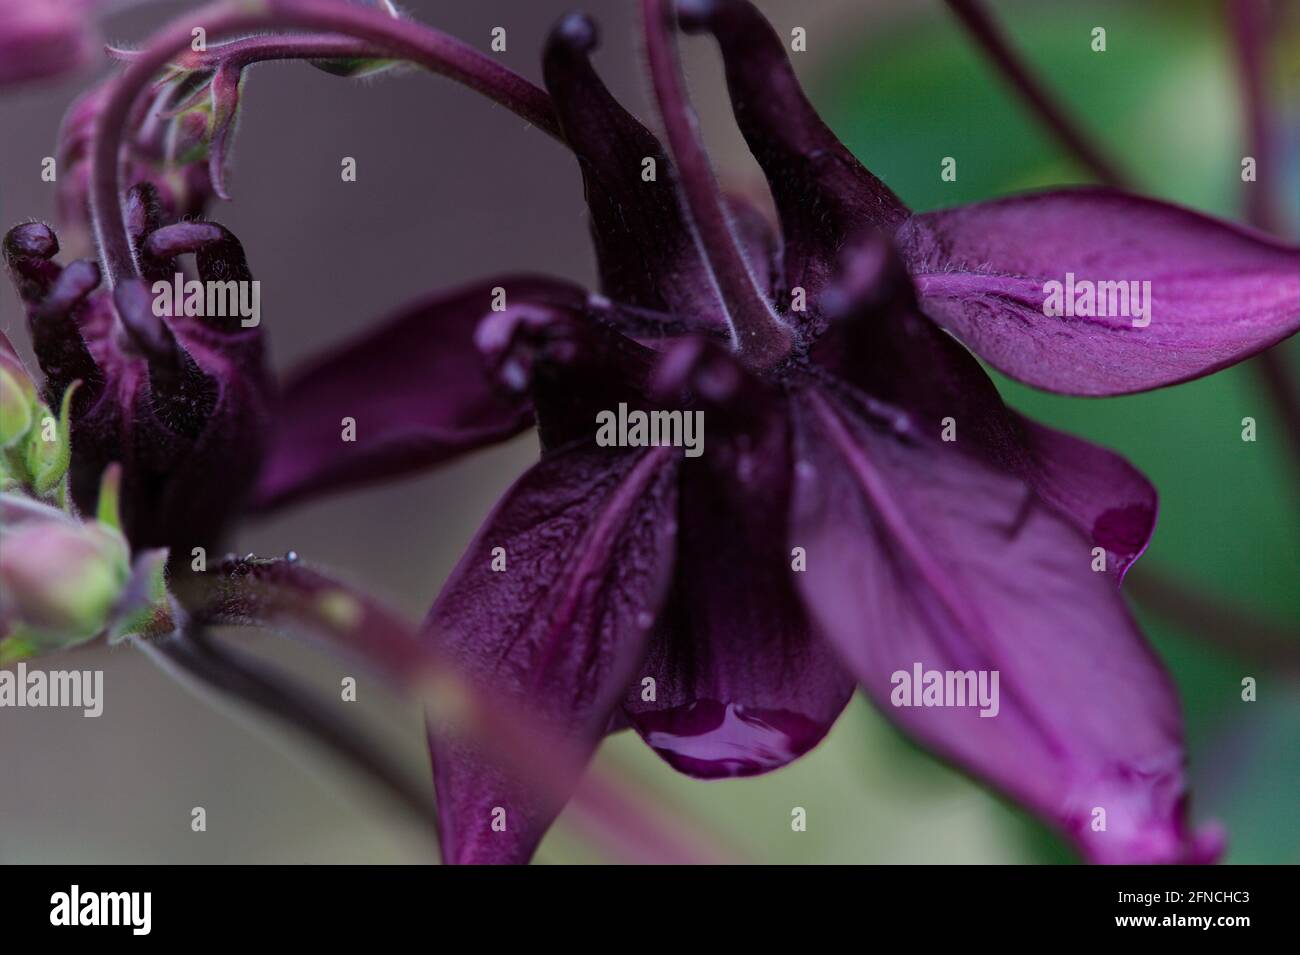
[256,0,1294,864]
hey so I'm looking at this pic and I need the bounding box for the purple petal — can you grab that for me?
[626,341,855,777]
[252,276,585,512]
[901,187,1300,395]
[474,292,660,452]
[679,0,909,298]
[789,387,1219,863]
[425,443,680,864]
[814,236,1156,579]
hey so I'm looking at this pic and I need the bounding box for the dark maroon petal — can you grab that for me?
[789,387,1220,863]
[475,292,661,452]
[626,342,854,777]
[900,187,1300,395]
[814,236,1156,579]
[252,276,586,512]
[542,13,728,327]
[679,0,909,298]
[424,443,680,864]
[3,224,102,402]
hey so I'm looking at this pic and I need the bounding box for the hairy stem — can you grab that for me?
[92,0,561,287]
[943,0,1130,188]
[1227,0,1300,472]
[640,0,792,369]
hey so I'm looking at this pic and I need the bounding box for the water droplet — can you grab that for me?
[242,552,256,562]
[635,610,654,629]
[633,701,820,778]
[284,550,300,563]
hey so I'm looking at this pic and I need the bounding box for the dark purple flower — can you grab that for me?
[245,0,1300,864]
[2,201,272,552]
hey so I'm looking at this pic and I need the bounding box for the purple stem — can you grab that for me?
[1227,0,1300,471]
[1126,566,1300,675]
[144,626,444,839]
[640,0,792,369]
[158,560,733,864]
[91,0,561,288]
[943,0,1130,188]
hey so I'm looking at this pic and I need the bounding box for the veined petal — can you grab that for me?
[814,237,1156,579]
[901,187,1300,395]
[626,341,855,777]
[424,443,680,864]
[252,276,585,512]
[789,387,1219,864]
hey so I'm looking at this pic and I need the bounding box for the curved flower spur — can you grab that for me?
[256,0,1298,864]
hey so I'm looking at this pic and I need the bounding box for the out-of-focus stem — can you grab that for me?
[138,627,444,839]
[91,0,561,287]
[1126,566,1300,675]
[154,560,735,863]
[1227,0,1300,472]
[942,0,1130,188]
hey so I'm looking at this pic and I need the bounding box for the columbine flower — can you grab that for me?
[2,205,272,552]
[242,0,1298,864]
[6,0,1293,865]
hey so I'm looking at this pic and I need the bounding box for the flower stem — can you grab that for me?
[1226,0,1300,473]
[91,0,561,288]
[942,0,1130,188]
[640,0,793,369]
[138,626,445,841]
[1126,565,1300,675]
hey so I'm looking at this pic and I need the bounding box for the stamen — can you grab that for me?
[639,0,793,369]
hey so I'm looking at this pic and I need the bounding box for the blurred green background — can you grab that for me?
[0,0,1295,864]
